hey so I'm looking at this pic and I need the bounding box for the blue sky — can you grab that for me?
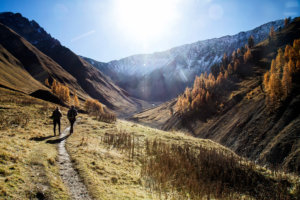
[0,0,299,62]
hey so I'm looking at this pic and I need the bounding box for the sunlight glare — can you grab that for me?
[113,0,179,42]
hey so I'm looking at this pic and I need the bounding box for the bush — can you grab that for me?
[85,99,104,116]
[84,99,116,123]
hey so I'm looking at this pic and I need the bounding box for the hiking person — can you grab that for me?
[51,107,62,136]
[67,105,77,134]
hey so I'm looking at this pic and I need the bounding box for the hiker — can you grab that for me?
[67,105,78,134]
[51,107,62,136]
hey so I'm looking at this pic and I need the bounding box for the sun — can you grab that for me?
[113,0,179,42]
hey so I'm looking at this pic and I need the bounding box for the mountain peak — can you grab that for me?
[0,12,60,47]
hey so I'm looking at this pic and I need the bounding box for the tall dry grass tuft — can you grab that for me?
[97,112,116,123]
[98,129,299,199]
[101,131,137,160]
[141,139,297,200]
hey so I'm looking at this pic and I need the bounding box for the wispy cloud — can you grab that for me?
[71,30,96,42]
[285,1,299,8]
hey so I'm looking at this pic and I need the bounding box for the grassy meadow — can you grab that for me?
[67,116,300,199]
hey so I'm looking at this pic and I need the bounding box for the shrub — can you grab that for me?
[84,99,116,123]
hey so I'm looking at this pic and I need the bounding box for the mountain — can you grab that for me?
[131,17,300,174]
[0,23,85,97]
[83,19,284,101]
[0,12,150,115]
[0,43,46,93]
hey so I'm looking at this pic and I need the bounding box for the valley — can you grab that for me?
[83,19,284,102]
[0,9,299,200]
[132,16,300,175]
[0,87,299,199]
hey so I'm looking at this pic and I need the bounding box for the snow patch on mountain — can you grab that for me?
[83,19,284,101]
[89,19,283,79]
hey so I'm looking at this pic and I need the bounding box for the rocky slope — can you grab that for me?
[0,12,149,115]
[84,19,284,101]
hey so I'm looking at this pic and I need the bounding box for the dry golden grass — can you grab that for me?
[66,115,300,200]
[66,117,155,199]
[0,88,70,199]
[0,45,46,94]
[142,139,300,199]
[85,98,117,123]
[1,87,299,200]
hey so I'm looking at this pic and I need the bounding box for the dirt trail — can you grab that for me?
[58,120,92,200]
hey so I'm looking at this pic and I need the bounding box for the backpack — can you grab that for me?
[67,108,77,120]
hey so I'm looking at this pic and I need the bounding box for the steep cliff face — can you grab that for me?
[0,12,149,115]
[84,20,284,101]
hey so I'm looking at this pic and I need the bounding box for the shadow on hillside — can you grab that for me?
[46,134,71,144]
[30,135,54,141]
[30,89,66,106]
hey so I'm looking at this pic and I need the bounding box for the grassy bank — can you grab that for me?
[0,88,70,199]
[66,116,300,200]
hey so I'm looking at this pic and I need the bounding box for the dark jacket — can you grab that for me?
[52,109,62,121]
[67,107,77,121]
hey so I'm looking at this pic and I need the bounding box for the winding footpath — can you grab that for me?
[57,121,92,200]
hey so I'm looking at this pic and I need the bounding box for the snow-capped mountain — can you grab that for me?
[84,19,284,101]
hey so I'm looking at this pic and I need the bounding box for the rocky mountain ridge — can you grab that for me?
[84,19,284,101]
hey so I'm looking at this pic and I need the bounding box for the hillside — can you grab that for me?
[132,17,300,174]
[0,23,87,98]
[83,20,284,101]
[0,87,299,199]
[0,44,45,93]
[0,12,149,115]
